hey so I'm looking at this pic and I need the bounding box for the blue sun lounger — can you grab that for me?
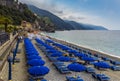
[92,72,110,81]
[70,58,77,62]
[53,62,64,66]
[102,57,111,61]
[110,60,120,65]
[53,62,71,74]
[111,66,120,71]
[47,56,57,62]
[66,76,84,81]
[86,67,95,73]
[59,67,71,74]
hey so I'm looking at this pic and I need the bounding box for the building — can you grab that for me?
[0,0,18,8]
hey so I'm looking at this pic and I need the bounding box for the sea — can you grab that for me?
[45,30,120,57]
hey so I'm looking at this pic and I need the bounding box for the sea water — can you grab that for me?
[45,30,120,57]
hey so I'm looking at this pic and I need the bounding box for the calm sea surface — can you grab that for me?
[45,30,120,57]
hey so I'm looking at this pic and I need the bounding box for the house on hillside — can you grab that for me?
[0,0,19,8]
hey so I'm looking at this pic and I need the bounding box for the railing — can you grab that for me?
[0,32,10,46]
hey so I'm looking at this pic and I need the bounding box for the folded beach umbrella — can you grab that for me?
[60,46,70,50]
[57,56,71,62]
[27,55,42,60]
[46,50,59,53]
[67,50,79,54]
[26,50,38,53]
[45,39,54,43]
[26,52,39,56]
[81,57,96,62]
[51,53,63,57]
[61,47,70,50]
[94,61,111,69]
[44,45,53,49]
[67,62,86,72]
[26,50,39,56]
[27,59,45,66]
[35,38,45,44]
[28,66,50,77]
[53,43,61,46]
[74,53,87,57]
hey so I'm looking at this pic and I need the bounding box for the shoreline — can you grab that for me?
[48,36,120,61]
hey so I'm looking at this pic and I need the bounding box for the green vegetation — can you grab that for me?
[0,4,55,32]
[0,4,36,25]
[0,16,12,32]
[37,16,55,32]
[0,4,37,32]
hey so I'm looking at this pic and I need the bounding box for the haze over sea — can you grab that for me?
[46,30,120,57]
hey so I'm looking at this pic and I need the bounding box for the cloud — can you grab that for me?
[19,0,62,14]
[19,0,103,24]
[19,0,97,22]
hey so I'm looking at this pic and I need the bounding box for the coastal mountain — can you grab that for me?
[28,5,74,30]
[28,5,107,30]
[65,21,108,30]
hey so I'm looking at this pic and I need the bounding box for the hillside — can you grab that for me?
[65,21,108,30]
[28,5,74,30]
[28,5,107,31]
[0,4,36,25]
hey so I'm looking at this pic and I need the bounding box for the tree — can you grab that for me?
[0,16,12,32]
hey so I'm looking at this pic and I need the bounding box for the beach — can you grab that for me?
[2,34,120,81]
[10,37,120,81]
[36,37,120,81]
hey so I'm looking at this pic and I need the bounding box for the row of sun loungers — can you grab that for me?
[110,60,120,65]
[37,38,120,81]
[86,67,95,73]
[45,39,112,81]
[62,41,120,66]
[92,72,110,81]
[111,66,120,71]
[35,39,72,74]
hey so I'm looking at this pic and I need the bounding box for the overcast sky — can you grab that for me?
[19,0,120,30]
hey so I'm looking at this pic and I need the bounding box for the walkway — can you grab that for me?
[12,41,28,81]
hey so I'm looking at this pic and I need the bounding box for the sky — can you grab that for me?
[19,0,120,30]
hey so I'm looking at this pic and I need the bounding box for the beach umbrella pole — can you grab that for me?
[13,38,20,64]
[8,56,12,81]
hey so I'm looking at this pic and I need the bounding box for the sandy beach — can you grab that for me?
[33,39,120,81]
[11,38,120,81]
